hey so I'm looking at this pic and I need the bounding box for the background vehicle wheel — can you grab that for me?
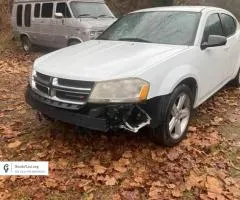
[230,68,240,87]
[21,36,33,52]
[150,84,194,147]
[68,40,80,46]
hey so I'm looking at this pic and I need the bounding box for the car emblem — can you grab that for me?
[48,77,54,97]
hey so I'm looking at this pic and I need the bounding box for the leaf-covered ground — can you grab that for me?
[0,44,240,200]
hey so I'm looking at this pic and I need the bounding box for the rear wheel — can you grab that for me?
[230,68,240,87]
[150,84,194,146]
[21,36,33,52]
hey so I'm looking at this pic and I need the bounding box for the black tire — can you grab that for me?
[21,36,33,52]
[230,68,240,87]
[150,84,194,147]
[68,40,80,46]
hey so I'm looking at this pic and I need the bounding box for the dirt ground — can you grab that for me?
[0,40,239,200]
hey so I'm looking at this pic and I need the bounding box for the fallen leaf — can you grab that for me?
[205,176,223,194]
[45,179,58,189]
[105,176,117,186]
[149,186,162,200]
[185,171,205,191]
[94,165,107,174]
[188,126,197,132]
[8,140,22,148]
[172,189,182,198]
[122,151,133,158]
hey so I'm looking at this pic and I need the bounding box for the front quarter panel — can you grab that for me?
[141,47,201,106]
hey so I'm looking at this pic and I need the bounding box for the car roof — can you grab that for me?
[132,6,226,13]
[14,0,105,3]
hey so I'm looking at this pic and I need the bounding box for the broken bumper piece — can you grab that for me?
[25,86,153,132]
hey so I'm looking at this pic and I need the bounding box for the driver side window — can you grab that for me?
[203,14,224,43]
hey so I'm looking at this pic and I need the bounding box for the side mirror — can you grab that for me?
[55,12,63,19]
[201,35,227,50]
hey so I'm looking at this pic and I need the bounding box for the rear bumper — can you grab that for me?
[25,86,162,132]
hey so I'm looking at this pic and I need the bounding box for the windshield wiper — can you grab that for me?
[118,38,152,43]
[97,14,114,18]
[77,14,96,18]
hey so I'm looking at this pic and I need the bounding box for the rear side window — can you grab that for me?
[203,14,224,42]
[34,3,40,18]
[24,4,31,27]
[17,5,23,26]
[56,3,71,18]
[41,3,53,18]
[220,14,237,37]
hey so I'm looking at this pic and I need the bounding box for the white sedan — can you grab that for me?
[26,6,240,146]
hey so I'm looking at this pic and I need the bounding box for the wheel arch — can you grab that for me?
[177,77,198,106]
[234,54,240,77]
[155,65,199,107]
[20,33,31,41]
[67,37,82,45]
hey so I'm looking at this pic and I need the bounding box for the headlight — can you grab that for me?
[29,65,35,88]
[89,78,150,103]
[89,31,97,39]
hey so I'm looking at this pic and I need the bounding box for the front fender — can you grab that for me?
[234,53,240,76]
[156,65,199,96]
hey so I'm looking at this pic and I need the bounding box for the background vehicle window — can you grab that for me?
[24,4,31,27]
[56,3,71,18]
[34,3,40,18]
[203,14,224,42]
[41,3,53,18]
[70,2,113,18]
[17,5,23,26]
[220,14,236,37]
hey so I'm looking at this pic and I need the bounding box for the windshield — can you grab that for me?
[99,11,201,45]
[70,2,114,18]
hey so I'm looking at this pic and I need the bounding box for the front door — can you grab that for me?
[38,2,55,47]
[197,13,228,100]
[53,2,72,48]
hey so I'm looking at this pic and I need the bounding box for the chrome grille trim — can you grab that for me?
[52,78,92,92]
[32,72,94,106]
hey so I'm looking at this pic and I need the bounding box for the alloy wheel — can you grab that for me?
[169,93,191,140]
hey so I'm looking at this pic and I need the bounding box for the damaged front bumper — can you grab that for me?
[25,86,160,132]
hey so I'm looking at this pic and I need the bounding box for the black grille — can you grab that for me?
[33,72,94,106]
[56,90,89,102]
[58,78,94,88]
[31,90,83,110]
[36,83,48,95]
[36,72,51,84]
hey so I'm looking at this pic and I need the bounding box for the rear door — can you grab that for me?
[220,13,239,78]
[23,4,32,38]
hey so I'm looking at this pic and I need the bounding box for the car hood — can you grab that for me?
[79,18,116,30]
[34,40,189,81]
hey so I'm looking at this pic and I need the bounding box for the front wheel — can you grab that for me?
[230,68,240,87]
[150,84,194,146]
